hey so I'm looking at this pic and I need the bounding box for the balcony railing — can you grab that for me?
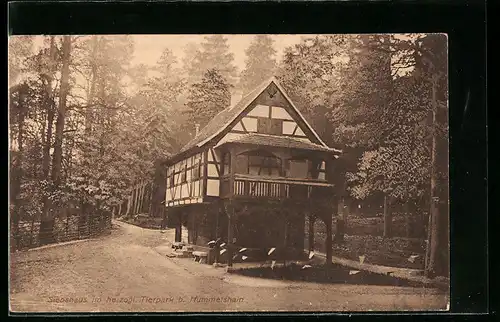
[220,174,334,201]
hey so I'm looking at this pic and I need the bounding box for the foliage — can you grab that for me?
[185,69,232,128]
[184,35,238,85]
[239,35,277,94]
[8,36,34,85]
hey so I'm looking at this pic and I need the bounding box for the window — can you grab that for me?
[257,118,270,133]
[287,160,308,179]
[180,163,187,183]
[269,119,282,135]
[257,118,282,135]
[192,156,202,180]
[235,154,249,174]
[192,162,201,180]
[309,160,321,179]
[244,150,282,177]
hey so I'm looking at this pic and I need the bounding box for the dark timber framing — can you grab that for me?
[162,77,341,267]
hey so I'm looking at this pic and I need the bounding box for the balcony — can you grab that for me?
[219,174,334,201]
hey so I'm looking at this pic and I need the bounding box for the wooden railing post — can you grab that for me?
[229,148,236,198]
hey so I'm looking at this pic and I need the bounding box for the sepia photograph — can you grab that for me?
[9,33,449,312]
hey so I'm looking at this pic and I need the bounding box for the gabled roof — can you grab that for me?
[179,77,273,153]
[215,133,339,153]
[168,77,338,164]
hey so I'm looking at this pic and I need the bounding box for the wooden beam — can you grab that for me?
[229,148,237,198]
[325,210,333,266]
[283,210,288,265]
[225,201,235,267]
[175,210,182,243]
[308,213,315,252]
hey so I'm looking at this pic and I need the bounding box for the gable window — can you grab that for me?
[257,117,282,135]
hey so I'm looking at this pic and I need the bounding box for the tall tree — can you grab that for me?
[39,35,73,244]
[8,36,34,85]
[186,35,237,85]
[155,48,178,78]
[185,69,232,129]
[239,35,277,94]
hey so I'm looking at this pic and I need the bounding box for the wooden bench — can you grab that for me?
[192,251,208,264]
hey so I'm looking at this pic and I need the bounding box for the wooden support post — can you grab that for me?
[308,213,315,252]
[283,211,288,265]
[229,148,236,197]
[383,194,392,238]
[226,202,234,267]
[175,210,182,243]
[325,210,333,266]
[214,205,220,264]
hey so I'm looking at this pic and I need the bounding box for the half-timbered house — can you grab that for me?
[163,77,342,266]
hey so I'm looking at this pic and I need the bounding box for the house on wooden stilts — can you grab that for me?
[163,77,342,266]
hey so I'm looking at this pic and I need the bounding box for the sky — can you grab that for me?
[130,34,306,71]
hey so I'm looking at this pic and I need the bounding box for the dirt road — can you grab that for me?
[10,221,448,312]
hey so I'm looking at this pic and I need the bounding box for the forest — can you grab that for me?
[8,34,448,277]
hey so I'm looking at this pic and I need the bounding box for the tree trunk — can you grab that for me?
[40,36,57,244]
[148,182,154,216]
[40,36,72,245]
[11,85,28,250]
[51,36,71,186]
[140,183,146,214]
[404,201,411,238]
[383,194,392,238]
[425,75,444,278]
[85,36,99,136]
[126,196,131,217]
[334,197,346,243]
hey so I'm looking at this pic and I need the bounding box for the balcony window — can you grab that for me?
[235,150,282,177]
[287,160,308,179]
